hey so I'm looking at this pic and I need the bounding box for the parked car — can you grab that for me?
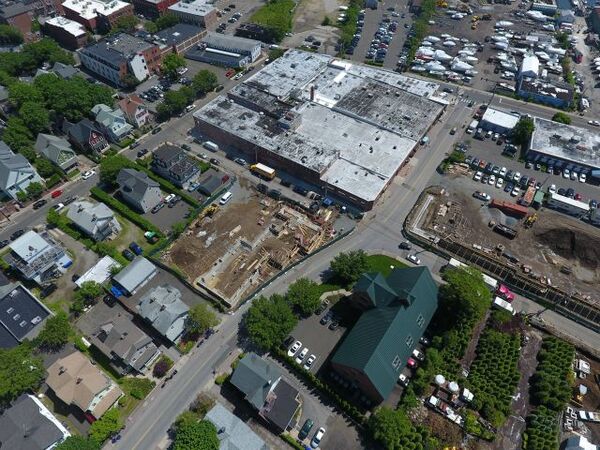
[234,157,247,166]
[295,347,309,364]
[398,373,410,387]
[81,170,96,180]
[137,149,149,158]
[412,349,425,361]
[0,240,9,249]
[51,189,63,198]
[40,283,57,299]
[298,419,314,440]
[209,158,220,166]
[10,229,25,241]
[293,186,308,196]
[399,241,412,250]
[152,127,162,135]
[473,191,491,201]
[407,254,421,265]
[407,357,417,368]
[53,203,65,212]
[129,242,143,255]
[182,144,191,151]
[32,199,47,210]
[329,321,339,331]
[122,249,135,261]
[311,428,326,449]
[320,312,332,325]
[287,340,302,357]
[303,354,316,370]
[151,202,165,214]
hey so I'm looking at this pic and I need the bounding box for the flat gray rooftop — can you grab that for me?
[530,118,600,170]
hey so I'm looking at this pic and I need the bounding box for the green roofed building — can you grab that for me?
[331,266,438,403]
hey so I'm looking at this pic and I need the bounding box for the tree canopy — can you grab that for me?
[35,157,56,178]
[25,182,44,199]
[192,70,218,94]
[111,15,139,34]
[99,154,136,185]
[8,82,43,108]
[513,117,535,146]
[55,436,100,450]
[89,408,123,444]
[145,14,179,33]
[286,278,321,316]
[35,312,72,352]
[2,116,34,155]
[551,112,571,125]
[0,343,44,406]
[19,101,50,134]
[439,267,492,328]
[244,294,297,350]
[0,25,23,45]
[368,407,437,450]
[329,250,369,286]
[186,303,220,335]
[0,38,74,76]
[173,419,219,450]
[161,53,186,80]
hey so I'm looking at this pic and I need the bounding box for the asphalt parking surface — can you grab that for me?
[142,199,191,232]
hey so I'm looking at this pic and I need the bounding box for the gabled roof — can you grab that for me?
[67,201,116,236]
[64,118,105,145]
[35,134,77,167]
[117,168,159,202]
[136,284,189,341]
[205,403,268,450]
[332,266,439,401]
[0,394,70,450]
[52,62,80,79]
[118,95,145,117]
[0,141,39,192]
[46,351,123,417]
[113,256,157,294]
[230,353,281,410]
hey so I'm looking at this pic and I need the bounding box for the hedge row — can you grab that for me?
[280,433,304,450]
[272,348,366,426]
[45,173,62,189]
[90,186,161,235]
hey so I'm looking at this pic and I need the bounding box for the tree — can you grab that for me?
[55,436,100,450]
[35,312,72,351]
[19,101,50,134]
[89,408,123,444]
[3,117,33,154]
[192,70,218,94]
[368,407,435,450]
[35,157,56,178]
[153,355,173,378]
[244,294,297,350]
[329,250,369,285]
[8,82,43,108]
[512,117,535,146]
[99,154,135,185]
[0,24,23,45]
[186,303,220,335]
[173,420,219,450]
[439,267,491,330]
[111,15,139,33]
[286,278,321,316]
[174,411,199,432]
[146,13,179,33]
[551,112,571,125]
[77,281,103,301]
[25,182,44,199]
[161,53,186,80]
[0,343,44,405]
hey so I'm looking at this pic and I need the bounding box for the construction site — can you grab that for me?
[161,184,339,308]
[406,185,600,331]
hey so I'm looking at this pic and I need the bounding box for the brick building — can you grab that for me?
[62,0,134,31]
[153,23,205,56]
[168,0,218,28]
[43,16,88,50]
[131,0,178,19]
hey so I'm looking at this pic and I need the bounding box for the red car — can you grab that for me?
[225,69,235,78]
[407,357,417,368]
[51,189,63,198]
[574,193,583,201]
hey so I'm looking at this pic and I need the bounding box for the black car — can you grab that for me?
[557,188,567,196]
[122,249,135,261]
[10,229,25,241]
[33,199,47,210]
[282,335,295,349]
[151,202,165,214]
[566,188,575,198]
[0,240,8,249]
[320,314,331,325]
[329,321,339,330]
[104,294,117,307]
[71,274,80,282]
[293,186,308,196]
[152,127,162,135]
[137,149,149,158]
[298,419,314,441]
[182,144,191,151]
[209,158,220,166]
[40,284,57,299]
[64,195,77,206]
[268,189,281,200]
[256,183,268,194]
[130,141,140,149]
[280,179,292,187]
[399,241,412,250]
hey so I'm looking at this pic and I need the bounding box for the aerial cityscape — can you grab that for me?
[0,0,598,448]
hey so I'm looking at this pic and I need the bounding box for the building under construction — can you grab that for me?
[193,50,446,210]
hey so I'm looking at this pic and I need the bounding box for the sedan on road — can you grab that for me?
[407,254,421,265]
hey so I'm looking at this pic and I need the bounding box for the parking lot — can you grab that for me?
[142,197,191,232]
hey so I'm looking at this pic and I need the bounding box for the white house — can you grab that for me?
[67,201,122,241]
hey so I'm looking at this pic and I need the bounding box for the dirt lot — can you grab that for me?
[162,182,336,306]
[421,175,600,301]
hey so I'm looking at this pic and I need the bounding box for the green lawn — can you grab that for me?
[365,254,407,276]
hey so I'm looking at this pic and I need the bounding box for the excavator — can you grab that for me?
[524,213,538,229]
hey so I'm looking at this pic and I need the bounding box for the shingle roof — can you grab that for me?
[136,284,189,342]
[113,256,157,294]
[196,168,223,195]
[332,266,438,401]
[66,200,118,237]
[64,118,104,145]
[118,95,145,117]
[117,168,159,203]
[52,62,79,79]
[205,403,269,450]
[230,353,281,410]
[35,134,77,168]
[0,141,39,192]
[0,394,69,450]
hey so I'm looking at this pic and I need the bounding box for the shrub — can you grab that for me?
[45,173,62,188]
[89,408,122,444]
[153,355,173,378]
[214,373,229,385]
[120,377,155,400]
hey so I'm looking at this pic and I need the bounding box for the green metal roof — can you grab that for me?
[331,266,438,401]
[230,353,281,410]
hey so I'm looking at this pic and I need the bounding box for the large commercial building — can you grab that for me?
[153,23,206,56]
[168,0,218,28]
[193,50,444,210]
[186,32,261,67]
[528,117,600,177]
[79,34,162,87]
[518,78,573,109]
[62,0,134,31]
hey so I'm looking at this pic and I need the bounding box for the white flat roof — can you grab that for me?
[481,108,520,130]
[62,0,130,20]
[169,0,215,15]
[45,16,86,37]
[76,256,120,288]
[548,192,590,211]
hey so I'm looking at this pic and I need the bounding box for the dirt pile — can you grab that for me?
[535,227,600,269]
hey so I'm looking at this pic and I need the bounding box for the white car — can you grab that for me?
[496,177,504,188]
[588,120,600,127]
[511,187,520,197]
[311,428,326,449]
[412,349,425,361]
[473,191,491,201]
[570,171,578,180]
[563,168,570,179]
[580,173,587,183]
[303,354,316,371]
[499,167,507,177]
[548,184,556,194]
[513,171,521,182]
[488,174,496,185]
[287,340,302,357]
[473,171,483,182]
[407,254,421,265]
[53,203,65,212]
[164,193,176,203]
[295,347,309,364]
[81,170,96,180]
[398,373,410,387]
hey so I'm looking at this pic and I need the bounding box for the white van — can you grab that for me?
[203,141,219,152]
[219,191,233,205]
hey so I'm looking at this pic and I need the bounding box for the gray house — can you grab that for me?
[205,403,268,450]
[34,134,78,171]
[0,141,43,200]
[113,256,158,296]
[90,310,159,375]
[67,201,121,241]
[136,284,189,342]
[151,144,199,187]
[117,168,163,213]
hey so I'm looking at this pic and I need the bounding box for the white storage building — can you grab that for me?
[479,108,520,134]
[520,53,539,79]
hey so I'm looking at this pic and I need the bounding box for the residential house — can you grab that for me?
[118,95,151,128]
[46,351,124,419]
[0,281,52,349]
[67,201,122,241]
[34,134,78,172]
[75,255,120,288]
[196,168,224,196]
[151,143,200,187]
[331,266,439,404]
[113,256,158,296]
[52,62,81,80]
[0,394,71,450]
[89,309,159,374]
[63,118,110,155]
[117,168,162,213]
[79,33,161,87]
[136,284,189,342]
[4,231,71,285]
[230,353,301,433]
[92,104,133,143]
[205,403,269,450]
[0,3,35,37]
[0,141,43,200]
